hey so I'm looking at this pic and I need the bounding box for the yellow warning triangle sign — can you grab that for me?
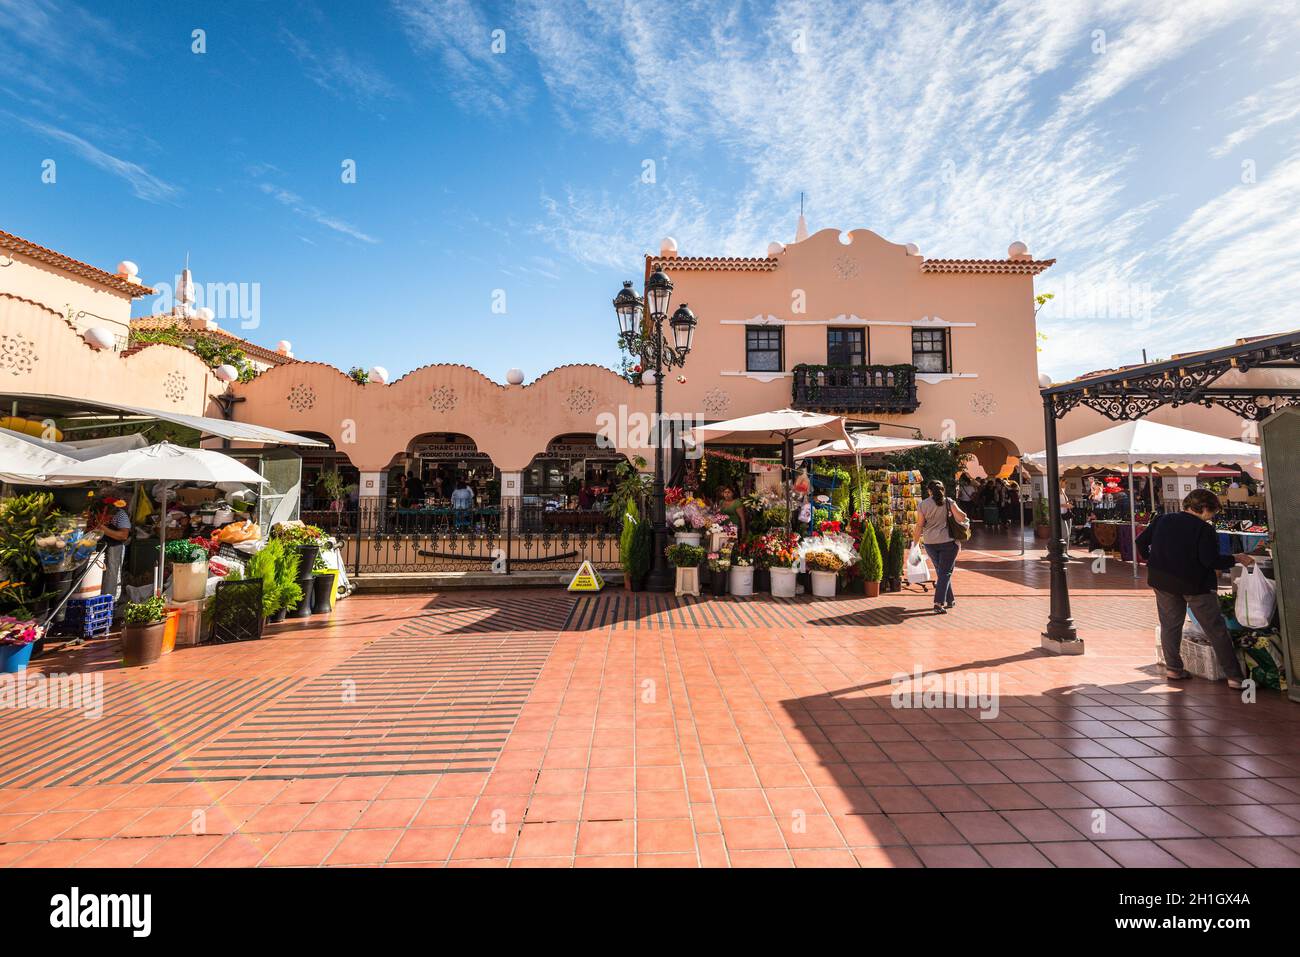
[567,560,605,592]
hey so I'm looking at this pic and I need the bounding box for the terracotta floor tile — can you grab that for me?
[325,827,403,866]
[974,843,1053,867]
[720,816,785,851]
[263,830,345,867]
[915,844,987,867]
[577,820,635,856]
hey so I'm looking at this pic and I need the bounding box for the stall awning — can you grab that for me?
[0,393,327,447]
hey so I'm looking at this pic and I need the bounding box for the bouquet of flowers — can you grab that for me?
[756,530,801,568]
[35,517,92,571]
[0,615,41,646]
[667,495,712,531]
[800,532,860,573]
[731,539,755,567]
[707,547,732,573]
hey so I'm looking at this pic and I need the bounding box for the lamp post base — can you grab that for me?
[1041,633,1085,655]
[646,523,674,593]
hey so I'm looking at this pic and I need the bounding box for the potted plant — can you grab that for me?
[729,541,755,596]
[271,523,321,617]
[707,549,731,596]
[760,530,801,598]
[1034,497,1051,539]
[248,540,301,622]
[859,522,884,597]
[666,489,708,545]
[886,525,906,593]
[122,595,168,666]
[0,615,42,673]
[619,500,642,591]
[321,468,347,512]
[666,542,704,597]
[164,539,209,603]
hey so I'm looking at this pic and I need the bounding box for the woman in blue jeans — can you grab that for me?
[912,480,968,614]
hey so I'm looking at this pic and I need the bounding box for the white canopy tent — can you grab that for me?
[48,442,267,592]
[1025,420,1264,577]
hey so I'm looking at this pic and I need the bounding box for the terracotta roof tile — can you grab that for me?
[646,255,779,272]
[0,228,155,297]
[921,258,1055,275]
[128,315,296,365]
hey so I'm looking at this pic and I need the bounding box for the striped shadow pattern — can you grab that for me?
[150,630,557,783]
[561,592,1155,633]
[0,677,300,789]
[390,593,576,635]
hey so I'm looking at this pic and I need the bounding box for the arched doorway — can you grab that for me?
[297,431,360,530]
[520,433,629,530]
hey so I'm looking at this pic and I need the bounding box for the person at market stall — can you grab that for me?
[577,481,594,510]
[913,480,968,614]
[86,488,131,618]
[1136,488,1253,689]
[715,485,747,537]
[407,471,425,505]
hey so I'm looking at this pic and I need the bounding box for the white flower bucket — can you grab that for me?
[810,570,837,597]
[729,565,754,596]
[674,532,702,547]
[769,566,797,598]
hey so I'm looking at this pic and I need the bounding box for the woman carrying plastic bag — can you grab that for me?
[905,542,932,590]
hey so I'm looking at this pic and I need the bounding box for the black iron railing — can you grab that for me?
[791,363,920,413]
[300,505,620,575]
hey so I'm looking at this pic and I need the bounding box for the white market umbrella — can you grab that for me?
[1024,420,1262,470]
[0,427,149,483]
[0,428,83,483]
[691,409,850,531]
[48,442,266,592]
[795,434,936,459]
[692,408,851,447]
[1025,420,1263,578]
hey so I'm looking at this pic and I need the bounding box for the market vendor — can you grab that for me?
[86,488,131,609]
[716,485,747,537]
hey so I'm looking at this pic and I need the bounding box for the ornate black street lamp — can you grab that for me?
[613,271,697,592]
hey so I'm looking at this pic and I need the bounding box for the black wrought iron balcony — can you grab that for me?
[791,363,920,414]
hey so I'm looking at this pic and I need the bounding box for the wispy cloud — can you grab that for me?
[258,183,380,244]
[16,117,180,203]
[482,0,1298,377]
[281,28,400,102]
[1210,74,1300,157]
[390,0,532,113]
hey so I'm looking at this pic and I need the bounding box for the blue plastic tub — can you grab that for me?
[0,642,34,673]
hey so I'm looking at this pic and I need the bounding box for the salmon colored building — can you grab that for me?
[0,223,1270,514]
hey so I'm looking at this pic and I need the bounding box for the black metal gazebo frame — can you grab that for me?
[1037,328,1300,645]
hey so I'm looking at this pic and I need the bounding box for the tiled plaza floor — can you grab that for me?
[2,531,1298,868]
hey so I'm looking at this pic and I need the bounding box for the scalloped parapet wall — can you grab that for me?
[0,292,219,416]
[235,360,653,470]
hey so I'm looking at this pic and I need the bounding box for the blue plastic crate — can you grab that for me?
[64,596,115,635]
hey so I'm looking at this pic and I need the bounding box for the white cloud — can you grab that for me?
[258,183,380,244]
[1210,74,1300,157]
[17,117,179,203]
[391,0,531,113]
[281,29,399,102]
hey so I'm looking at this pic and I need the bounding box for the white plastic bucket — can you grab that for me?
[729,565,754,596]
[810,570,837,597]
[769,567,797,598]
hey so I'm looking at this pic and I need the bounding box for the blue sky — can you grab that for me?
[1,0,1297,381]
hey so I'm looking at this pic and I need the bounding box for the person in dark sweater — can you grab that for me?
[1136,488,1252,688]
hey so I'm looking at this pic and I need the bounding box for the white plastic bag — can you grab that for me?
[1236,566,1277,629]
[906,543,931,585]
